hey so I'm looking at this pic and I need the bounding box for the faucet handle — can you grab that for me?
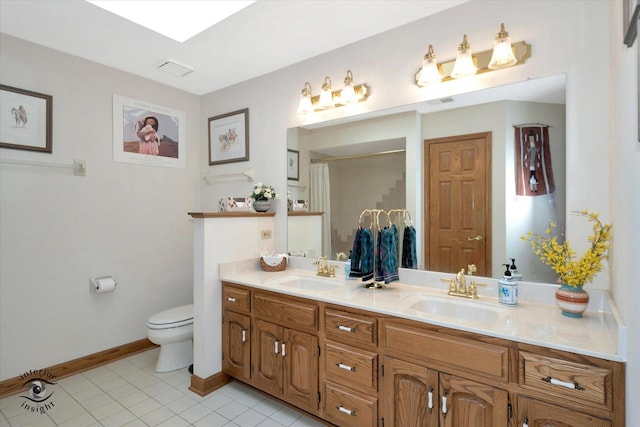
[468,280,486,297]
[441,277,456,293]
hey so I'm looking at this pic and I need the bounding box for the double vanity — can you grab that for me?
[219,257,626,426]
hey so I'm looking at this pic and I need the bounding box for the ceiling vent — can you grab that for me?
[157,60,194,77]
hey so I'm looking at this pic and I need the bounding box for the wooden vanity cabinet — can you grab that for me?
[252,290,320,414]
[221,282,625,426]
[381,320,509,427]
[221,285,251,382]
[322,307,379,427]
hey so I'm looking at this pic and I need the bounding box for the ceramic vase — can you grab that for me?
[252,200,271,212]
[555,284,589,318]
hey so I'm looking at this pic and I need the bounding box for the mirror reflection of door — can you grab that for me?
[424,132,492,276]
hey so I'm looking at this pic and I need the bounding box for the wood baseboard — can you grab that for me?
[189,371,232,396]
[0,339,156,399]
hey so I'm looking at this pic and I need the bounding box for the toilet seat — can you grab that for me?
[147,304,193,330]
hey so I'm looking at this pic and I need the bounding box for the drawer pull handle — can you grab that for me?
[282,342,286,357]
[428,387,433,413]
[338,325,354,332]
[337,363,356,371]
[241,329,247,343]
[226,297,237,302]
[441,394,447,416]
[542,376,585,390]
[337,406,356,416]
[275,340,279,355]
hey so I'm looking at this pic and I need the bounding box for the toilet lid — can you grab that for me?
[147,304,193,328]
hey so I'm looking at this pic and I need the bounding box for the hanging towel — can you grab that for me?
[381,227,399,284]
[349,228,363,278]
[375,229,384,282]
[391,223,399,261]
[402,226,418,269]
[360,228,375,282]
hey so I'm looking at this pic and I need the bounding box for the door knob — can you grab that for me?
[467,235,484,241]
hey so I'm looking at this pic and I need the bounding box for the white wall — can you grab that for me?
[609,1,640,426]
[0,35,201,380]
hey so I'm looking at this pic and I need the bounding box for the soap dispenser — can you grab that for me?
[509,258,523,281]
[498,263,518,306]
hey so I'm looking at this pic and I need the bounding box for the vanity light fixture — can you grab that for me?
[318,77,335,109]
[297,82,313,114]
[340,70,358,104]
[488,23,518,69]
[297,72,370,114]
[450,34,477,79]
[414,23,531,87]
[416,45,443,86]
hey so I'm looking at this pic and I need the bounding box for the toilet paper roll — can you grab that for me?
[93,276,116,293]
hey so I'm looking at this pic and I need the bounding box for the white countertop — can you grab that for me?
[220,257,626,362]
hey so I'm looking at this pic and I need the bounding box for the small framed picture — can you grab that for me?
[0,84,52,153]
[208,108,249,165]
[623,0,640,47]
[287,149,299,181]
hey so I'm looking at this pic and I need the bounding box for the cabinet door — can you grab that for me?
[222,311,251,381]
[382,356,439,427]
[283,329,319,412]
[516,396,611,427]
[439,373,508,427]
[253,319,283,396]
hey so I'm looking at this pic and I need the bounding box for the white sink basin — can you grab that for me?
[269,276,343,291]
[402,295,507,323]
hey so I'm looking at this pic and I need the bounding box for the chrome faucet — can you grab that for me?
[314,256,338,278]
[441,264,485,299]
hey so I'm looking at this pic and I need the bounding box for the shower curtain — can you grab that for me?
[309,163,331,258]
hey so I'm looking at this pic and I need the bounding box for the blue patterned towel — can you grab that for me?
[381,227,399,284]
[360,228,374,282]
[402,226,418,269]
[349,228,363,278]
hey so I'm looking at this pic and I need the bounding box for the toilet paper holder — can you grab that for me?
[90,276,117,293]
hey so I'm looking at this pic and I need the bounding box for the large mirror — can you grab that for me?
[287,74,566,284]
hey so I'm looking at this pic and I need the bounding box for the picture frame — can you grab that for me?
[112,94,186,168]
[208,108,249,165]
[287,149,299,181]
[623,0,640,47]
[0,84,52,153]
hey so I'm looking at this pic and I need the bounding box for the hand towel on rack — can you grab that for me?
[381,227,399,284]
[360,228,374,282]
[349,228,363,278]
[402,225,418,269]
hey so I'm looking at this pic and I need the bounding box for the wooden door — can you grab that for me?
[283,329,319,412]
[222,310,251,381]
[516,396,611,427]
[439,373,508,427]
[425,132,492,276]
[382,356,439,427]
[252,319,283,396]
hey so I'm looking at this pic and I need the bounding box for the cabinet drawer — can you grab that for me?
[222,284,250,313]
[383,321,509,381]
[253,292,318,331]
[325,341,377,394]
[519,351,612,409]
[323,382,377,427]
[325,308,377,347]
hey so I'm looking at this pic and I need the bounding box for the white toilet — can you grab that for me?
[146,304,194,372]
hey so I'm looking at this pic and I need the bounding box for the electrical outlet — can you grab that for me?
[261,229,272,239]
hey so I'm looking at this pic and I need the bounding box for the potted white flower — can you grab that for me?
[249,182,277,212]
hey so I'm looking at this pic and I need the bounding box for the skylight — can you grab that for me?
[87,0,256,43]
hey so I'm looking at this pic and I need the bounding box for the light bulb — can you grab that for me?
[488,23,517,69]
[417,45,442,86]
[450,35,477,79]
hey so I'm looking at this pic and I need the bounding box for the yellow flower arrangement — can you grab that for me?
[521,210,612,287]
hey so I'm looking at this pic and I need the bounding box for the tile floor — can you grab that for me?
[0,348,325,427]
